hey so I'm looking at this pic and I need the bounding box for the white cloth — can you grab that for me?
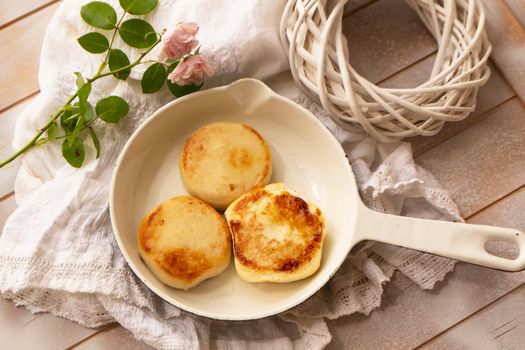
[0,0,461,348]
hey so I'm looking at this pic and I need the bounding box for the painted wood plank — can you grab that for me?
[408,62,515,155]
[420,284,525,349]
[0,3,58,111]
[0,0,57,29]
[377,53,435,89]
[0,298,98,350]
[416,97,525,218]
[343,0,437,84]
[0,193,16,232]
[469,186,525,231]
[73,326,153,350]
[344,0,377,16]
[0,99,33,198]
[377,55,514,155]
[480,0,525,103]
[1,194,98,350]
[0,2,522,349]
[327,264,525,349]
[0,189,101,350]
[505,0,525,29]
[0,297,37,330]
[467,185,525,260]
[328,99,525,349]
[417,186,525,348]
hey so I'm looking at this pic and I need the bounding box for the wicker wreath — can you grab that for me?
[280,0,492,142]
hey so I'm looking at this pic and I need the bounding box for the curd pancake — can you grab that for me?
[179,122,272,210]
[138,196,231,290]
[225,183,325,283]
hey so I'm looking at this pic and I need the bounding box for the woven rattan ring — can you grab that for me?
[280,0,492,142]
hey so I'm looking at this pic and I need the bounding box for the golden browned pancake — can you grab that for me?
[138,196,231,290]
[179,122,272,211]
[224,183,325,283]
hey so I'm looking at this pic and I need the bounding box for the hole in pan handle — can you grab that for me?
[354,203,525,272]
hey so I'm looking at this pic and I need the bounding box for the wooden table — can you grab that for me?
[1,0,525,348]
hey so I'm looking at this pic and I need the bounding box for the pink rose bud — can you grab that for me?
[159,22,199,61]
[168,55,214,86]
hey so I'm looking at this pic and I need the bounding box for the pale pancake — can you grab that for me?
[225,183,326,283]
[179,122,272,211]
[138,196,231,290]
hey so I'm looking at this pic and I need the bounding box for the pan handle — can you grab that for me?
[354,204,525,271]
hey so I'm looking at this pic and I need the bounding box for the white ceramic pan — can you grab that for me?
[110,78,525,320]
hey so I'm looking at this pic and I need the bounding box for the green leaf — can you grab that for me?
[70,113,85,144]
[118,19,157,48]
[74,72,85,89]
[167,82,201,97]
[60,110,79,133]
[80,1,117,30]
[77,32,110,54]
[61,104,79,112]
[141,63,166,93]
[84,102,95,123]
[108,49,131,80]
[96,96,129,123]
[35,138,47,146]
[77,82,92,103]
[47,122,57,141]
[87,127,101,159]
[62,137,85,168]
[119,0,157,15]
[166,63,201,97]
[77,82,92,126]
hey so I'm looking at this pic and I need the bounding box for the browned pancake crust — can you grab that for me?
[228,188,324,274]
[138,196,230,284]
[179,123,272,210]
[180,124,270,179]
[157,248,212,282]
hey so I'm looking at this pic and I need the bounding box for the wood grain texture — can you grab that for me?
[469,185,525,230]
[467,185,525,260]
[410,63,515,155]
[378,53,436,89]
[505,0,525,29]
[378,56,515,155]
[0,194,16,232]
[480,0,525,104]
[343,0,437,84]
[416,98,525,218]
[0,3,58,111]
[327,264,525,350]
[73,326,153,350]
[0,99,32,198]
[344,0,377,16]
[327,96,525,349]
[0,1,524,349]
[420,284,525,349]
[0,297,98,350]
[419,186,525,348]
[0,0,57,29]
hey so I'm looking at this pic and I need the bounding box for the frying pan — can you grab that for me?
[110,78,525,320]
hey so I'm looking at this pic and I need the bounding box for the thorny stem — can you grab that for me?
[0,31,164,169]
